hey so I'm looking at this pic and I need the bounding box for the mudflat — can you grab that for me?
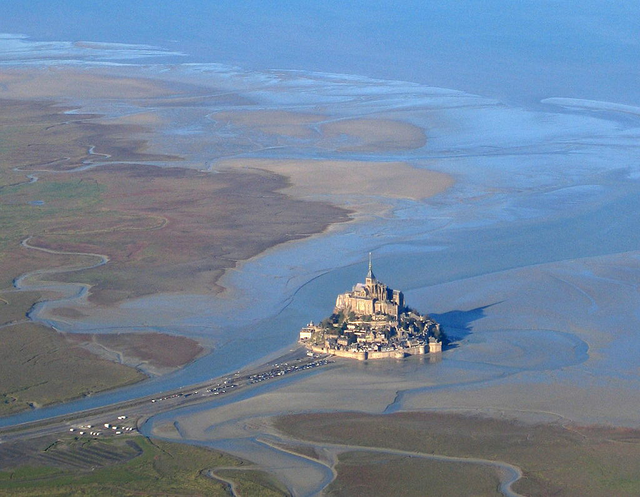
[216,157,453,215]
[320,118,427,152]
[211,109,326,138]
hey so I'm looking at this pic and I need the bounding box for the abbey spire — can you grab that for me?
[366,252,376,281]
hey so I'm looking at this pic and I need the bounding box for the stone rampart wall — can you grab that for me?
[309,344,431,361]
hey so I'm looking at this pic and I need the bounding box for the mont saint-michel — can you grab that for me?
[300,255,443,360]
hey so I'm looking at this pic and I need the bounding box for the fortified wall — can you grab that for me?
[309,339,442,361]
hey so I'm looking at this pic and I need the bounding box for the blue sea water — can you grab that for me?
[1,1,639,106]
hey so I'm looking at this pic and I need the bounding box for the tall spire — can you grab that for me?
[367,252,375,280]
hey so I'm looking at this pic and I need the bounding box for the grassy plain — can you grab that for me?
[0,97,170,290]
[0,435,287,496]
[65,332,205,372]
[276,411,640,497]
[0,323,144,416]
[215,468,290,496]
[0,291,40,325]
[326,451,500,497]
[39,163,347,305]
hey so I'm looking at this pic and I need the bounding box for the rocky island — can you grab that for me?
[300,255,443,360]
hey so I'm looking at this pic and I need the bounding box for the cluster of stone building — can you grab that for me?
[299,255,443,360]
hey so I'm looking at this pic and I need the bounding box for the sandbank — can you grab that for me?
[210,111,428,151]
[0,67,183,100]
[211,110,325,138]
[216,157,454,213]
[108,111,167,127]
[320,118,427,152]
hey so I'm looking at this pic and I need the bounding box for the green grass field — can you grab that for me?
[215,469,290,497]
[0,323,144,416]
[0,291,40,326]
[0,435,288,496]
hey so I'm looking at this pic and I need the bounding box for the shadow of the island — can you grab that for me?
[429,302,503,349]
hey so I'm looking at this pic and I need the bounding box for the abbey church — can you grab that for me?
[335,255,404,317]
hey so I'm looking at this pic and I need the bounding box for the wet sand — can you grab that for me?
[0,67,194,100]
[127,64,640,493]
[211,110,325,138]
[216,157,453,214]
[320,118,427,152]
[210,111,427,150]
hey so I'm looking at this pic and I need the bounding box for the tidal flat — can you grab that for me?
[117,62,640,495]
[2,30,640,494]
[0,70,351,413]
